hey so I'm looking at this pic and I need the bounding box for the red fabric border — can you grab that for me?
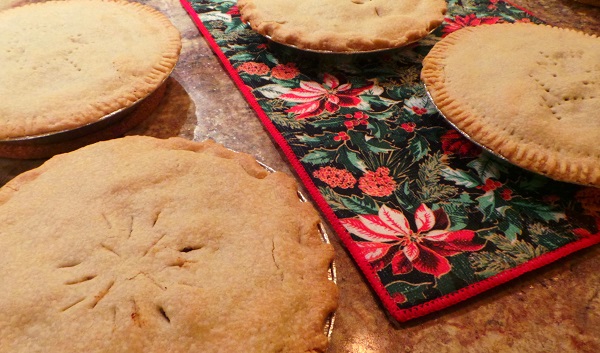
[180,0,600,322]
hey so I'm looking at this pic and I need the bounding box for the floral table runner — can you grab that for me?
[181,0,600,322]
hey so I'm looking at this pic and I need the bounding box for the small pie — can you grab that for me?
[0,0,181,140]
[0,136,338,353]
[238,0,447,52]
[421,23,600,186]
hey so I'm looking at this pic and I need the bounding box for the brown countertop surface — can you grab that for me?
[1,0,599,352]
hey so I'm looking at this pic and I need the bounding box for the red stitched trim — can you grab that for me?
[180,0,600,323]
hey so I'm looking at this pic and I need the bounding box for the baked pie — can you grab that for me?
[238,0,447,52]
[421,23,600,186]
[0,136,338,352]
[0,0,181,141]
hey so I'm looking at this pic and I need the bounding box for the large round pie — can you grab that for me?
[0,0,181,140]
[238,0,447,52]
[0,136,338,352]
[421,23,600,186]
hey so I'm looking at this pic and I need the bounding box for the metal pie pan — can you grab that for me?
[424,85,510,163]
[424,84,591,186]
[0,73,173,146]
[249,21,436,55]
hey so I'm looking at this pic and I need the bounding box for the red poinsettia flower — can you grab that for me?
[279,73,374,119]
[442,14,502,37]
[342,204,486,277]
[441,129,481,158]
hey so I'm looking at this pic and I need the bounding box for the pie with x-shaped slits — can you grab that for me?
[0,136,338,353]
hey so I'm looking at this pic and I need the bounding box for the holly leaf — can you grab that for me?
[360,95,399,110]
[340,195,379,214]
[253,84,290,99]
[447,254,478,283]
[297,134,339,149]
[348,131,395,154]
[368,119,394,139]
[229,52,256,62]
[200,11,232,23]
[394,182,421,212]
[301,148,336,165]
[517,174,551,191]
[510,198,566,222]
[336,146,367,174]
[494,206,524,242]
[224,18,248,33]
[476,191,497,221]
[434,272,459,294]
[497,219,523,243]
[468,154,506,182]
[408,134,429,160]
[385,280,431,303]
[440,203,470,230]
[311,116,346,129]
[442,167,480,188]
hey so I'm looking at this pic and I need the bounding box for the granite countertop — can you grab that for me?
[1,0,599,352]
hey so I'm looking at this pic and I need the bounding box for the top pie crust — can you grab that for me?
[237,0,447,52]
[421,23,600,186]
[0,0,181,140]
[0,136,337,353]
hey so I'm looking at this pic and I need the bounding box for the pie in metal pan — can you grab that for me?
[0,0,181,144]
[238,0,447,53]
[0,136,338,353]
[421,23,600,187]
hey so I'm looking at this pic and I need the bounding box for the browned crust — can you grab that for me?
[237,0,447,52]
[87,0,182,115]
[0,0,182,139]
[421,23,600,187]
[0,136,338,353]
[0,81,167,160]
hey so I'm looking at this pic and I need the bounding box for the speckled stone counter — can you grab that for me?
[1,0,599,352]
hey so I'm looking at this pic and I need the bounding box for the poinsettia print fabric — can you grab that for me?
[342,204,487,279]
[186,0,600,319]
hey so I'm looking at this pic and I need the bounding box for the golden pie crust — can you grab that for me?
[0,0,181,140]
[238,0,447,52]
[0,136,338,353]
[421,23,600,187]
[0,82,167,160]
